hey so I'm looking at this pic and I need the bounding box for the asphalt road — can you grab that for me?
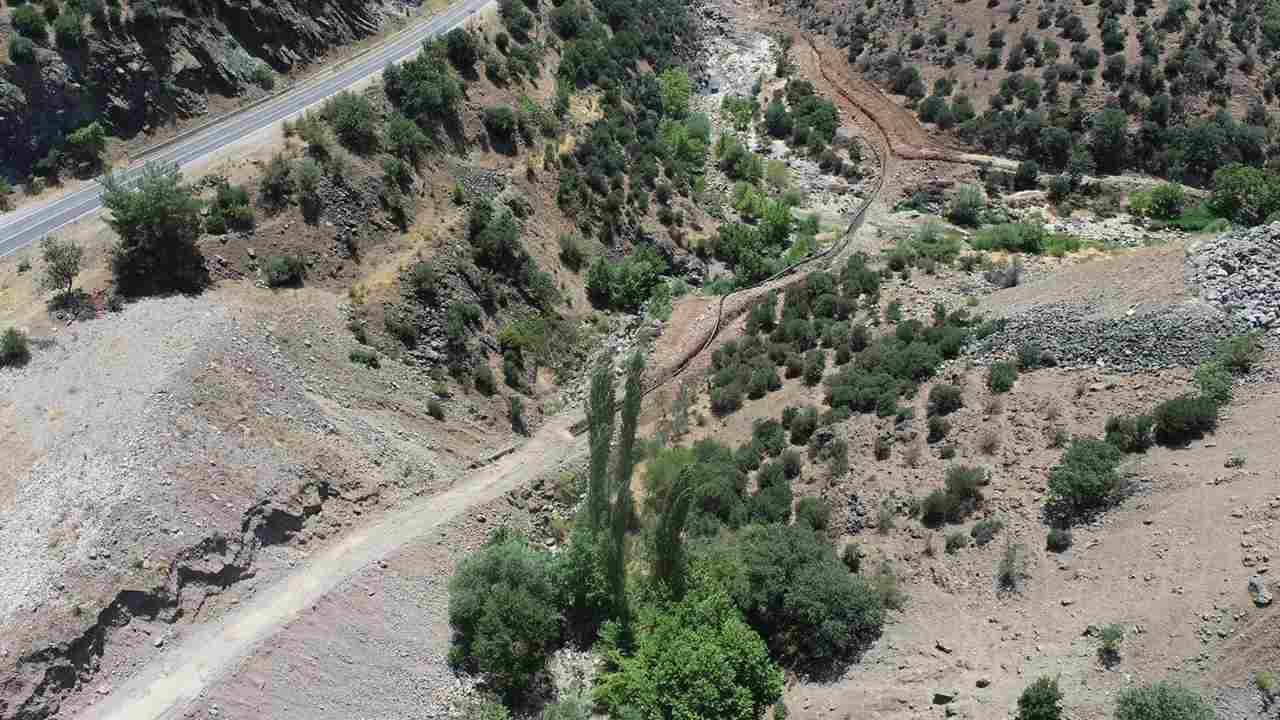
[0,0,493,259]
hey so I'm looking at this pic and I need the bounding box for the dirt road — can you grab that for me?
[73,412,582,720]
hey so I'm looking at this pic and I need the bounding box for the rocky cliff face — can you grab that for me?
[0,0,406,175]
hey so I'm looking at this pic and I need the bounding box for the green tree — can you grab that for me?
[608,352,645,619]
[101,163,208,296]
[652,466,695,597]
[39,235,82,298]
[947,185,985,226]
[385,112,431,165]
[1017,676,1063,720]
[11,5,48,41]
[447,530,561,700]
[9,36,37,64]
[1090,108,1129,174]
[658,66,693,118]
[384,43,464,126]
[594,590,783,720]
[1,327,31,367]
[322,91,380,154]
[586,359,616,532]
[1114,681,1213,720]
[1209,164,1280,226]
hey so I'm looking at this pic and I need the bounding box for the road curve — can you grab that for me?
[0,0,493,259]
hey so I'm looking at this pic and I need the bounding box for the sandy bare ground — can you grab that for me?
[65,411,581,720]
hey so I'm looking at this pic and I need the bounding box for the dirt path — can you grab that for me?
[71,412,582,720]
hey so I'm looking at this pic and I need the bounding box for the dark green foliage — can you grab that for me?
[206,181,254,234]
[322,91,380,154]
[407,261,438,300]
[788,407,818,446]
[259,153,295,207]
[1114,681,1214,720]
[447,530,560,700]
[11,5,47,40]
[264,255,305,287]
[970,518,1003,546]
[927,415,950,443]
[558,234,586,271]
[653,466,695,597]
[594,590,783,720]
[385,112,431,165]
[1213,332,1264,375]
[586,360,616,532]
[443,28,478,70]
[1,327,31,367]
[384,311,418,347]
[922,465,987,526]
[1046,438,1123,517]
[752,419,787,458]
[509,396,527,434]
[348,347,380,368]
[927,384,963,416]
[749,468,793,524]
[712,523,886,667]
[384,43,463,127]
[475,364,497,396]
[1194,363,1234,410]
[1017,676,1063,720]
[795,497,831,531]
[945,531,970,554]
[780,449,802,479]
[1151,394,1218,446]
[586,247,668,311]
[1104,415,1154,453]
[9,36,37,64]
[1045,527,1072,552]
[987,361,1018,393]
[484,105,519,140]
[428,399,445,420]
[102,164,208,297]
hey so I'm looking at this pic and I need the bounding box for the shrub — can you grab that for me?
[971,518,1003,546]
[795,496,831,531]
[509,397,526,434]
[945,531,970,554]
[9,36,37,65]
[448,530,560,700]
[947,185,985,226]
[11,5,47,40]
[1104,415,1154,453]
[1152,394,1218,446]
[1114,681,1214,720]
[997,541,1026,591]
[1,328,31,367]
[558,234,586,271]
[1045,527,1072,552]
[716,523,887,667]
[428,399,445,420]
[1147,184,1188,220]
[1046,438,1122,516]
[1097,623,1124,665]
[102,164,208,297]
[977,428,1002,455]
[594,590,783,720]
[987,361,1018,393]
[474,365,497,396]
[1015,160,1040,189]
[927,384,963,416]
[484,105,519,140]
[52,10,84,48]
[322,91,380,154]
[349,347,380,368]
[1017,676,1063,720]
[752,419,787,457]
[841,543,862,573]
[780,449,802,479]
[264,255,306,287]
[1016,341,1044,370]
[1193,361,1233,407]
[1213,332,1263,375]
[927,415,950,443]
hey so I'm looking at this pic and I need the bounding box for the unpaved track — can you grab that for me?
[74,413,582,720]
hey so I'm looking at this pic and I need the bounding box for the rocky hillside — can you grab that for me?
[0,0,406,176]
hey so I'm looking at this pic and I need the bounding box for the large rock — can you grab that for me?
[1248,575,1273,607]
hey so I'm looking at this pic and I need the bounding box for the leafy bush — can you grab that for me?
[594,590,783,720]
[1208,164,1280,226]
[474,365,497,396]
[1045,527,1072,552]
[264,255,306,287]
[428,399,445,420]
[102,164,208,297]
[322,91,380,154]
[946,185,985,226]
[795,496,831,531]
[972,220,1049,254]
[558,234,586,271]
[711,523,886,667]
[997,541,1026,592]
[922,466,986,525]
[1152,394,1218,446]
[53,10,85,48]
[1213,332,1263,374]
[927,384,963,416]
[927,415,950,443]
[8,36,36,64]
[1,327,31,367]
[945,531,970,554]
[448,530,560,700]
[1114,681,1214,720]
[1046,438,1123,517]
[586,247,668,311]
[987,361,1018,393]
[1104,415,1154,453]
[971,518,1004,546]
[349,347,380,368]
[1017,676,1063,720]
[11,5,47,40]
[1193,361,1233,407]
[484,105,519,140]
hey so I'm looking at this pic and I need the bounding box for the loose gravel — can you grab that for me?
[1187,222,1280,331]
[968,301,1245,371]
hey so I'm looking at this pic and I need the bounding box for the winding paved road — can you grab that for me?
[0,0,492,259]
